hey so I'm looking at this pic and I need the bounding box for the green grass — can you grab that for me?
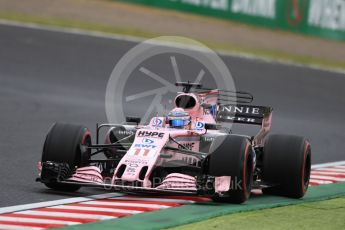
[170,196,345,230]
[0,12,159,38]
[1,11,345,71]
[203,41,345,71]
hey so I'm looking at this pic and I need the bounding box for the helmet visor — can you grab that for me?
[169,119,190,127]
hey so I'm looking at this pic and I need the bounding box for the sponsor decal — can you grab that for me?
[137,130,165,138]
[134,143,157,149]
[201,136,215,142]
[169,0,228,11]
[231,0,276,19]
[128,148,156,157]
[308,0,345,31]
[182,156,198,165]
[219,105,261,115]
[117,130,134,136]
[178,142,196,151]
[170,111,189,117]
[142,138,154,144]
[195,121,205,130]
[125,159,149,165]
[202,136,215,142]
[285,0,306,26]
[129,163,139,167]
[126,167,136,173]
[75,174,102,183]
[218,115,259,123]
[152,117,163,127]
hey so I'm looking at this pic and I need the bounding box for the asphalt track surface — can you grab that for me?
[0,23,344,207]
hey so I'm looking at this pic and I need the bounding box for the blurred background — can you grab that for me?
[1,0,344,65]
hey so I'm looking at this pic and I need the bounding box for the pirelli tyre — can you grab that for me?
[262,134,311,198]
[41,123,92,192]
[208,135,254,204]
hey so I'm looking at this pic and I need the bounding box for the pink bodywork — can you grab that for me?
[67,90,272,193]
[110,91,218,189]
[111,122,206,189]
[67,166,103,184]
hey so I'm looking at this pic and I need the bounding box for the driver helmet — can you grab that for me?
[168,108,191,128]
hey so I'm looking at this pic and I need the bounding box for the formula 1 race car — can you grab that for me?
[37,82,311,204]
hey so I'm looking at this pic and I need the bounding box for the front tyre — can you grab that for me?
[208,135,253,204]
[41,123,92,192]
[262,134,311,198]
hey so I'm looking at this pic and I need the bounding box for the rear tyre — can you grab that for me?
[208,135,253,204]
[41,123,92,192]
[262,134,311,198]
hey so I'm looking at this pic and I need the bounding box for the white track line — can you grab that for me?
[0,224,43,230]
[49,205,141,214]
[0,19,344,75]
[333,166,345,169]
[0,193,123,214]
[311,171,345,176]
[311,161,345,169]
[0,216,79,225]
[17,210,114,220]
[314,168,345,173]
[310,175,345,182]
[309,179,333,184]
[84,201,171,209]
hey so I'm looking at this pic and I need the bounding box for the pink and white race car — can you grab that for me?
[37,82,311,204]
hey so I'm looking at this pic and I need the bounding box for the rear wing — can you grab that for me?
[217,104,272,125]
[217,104,273,146]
